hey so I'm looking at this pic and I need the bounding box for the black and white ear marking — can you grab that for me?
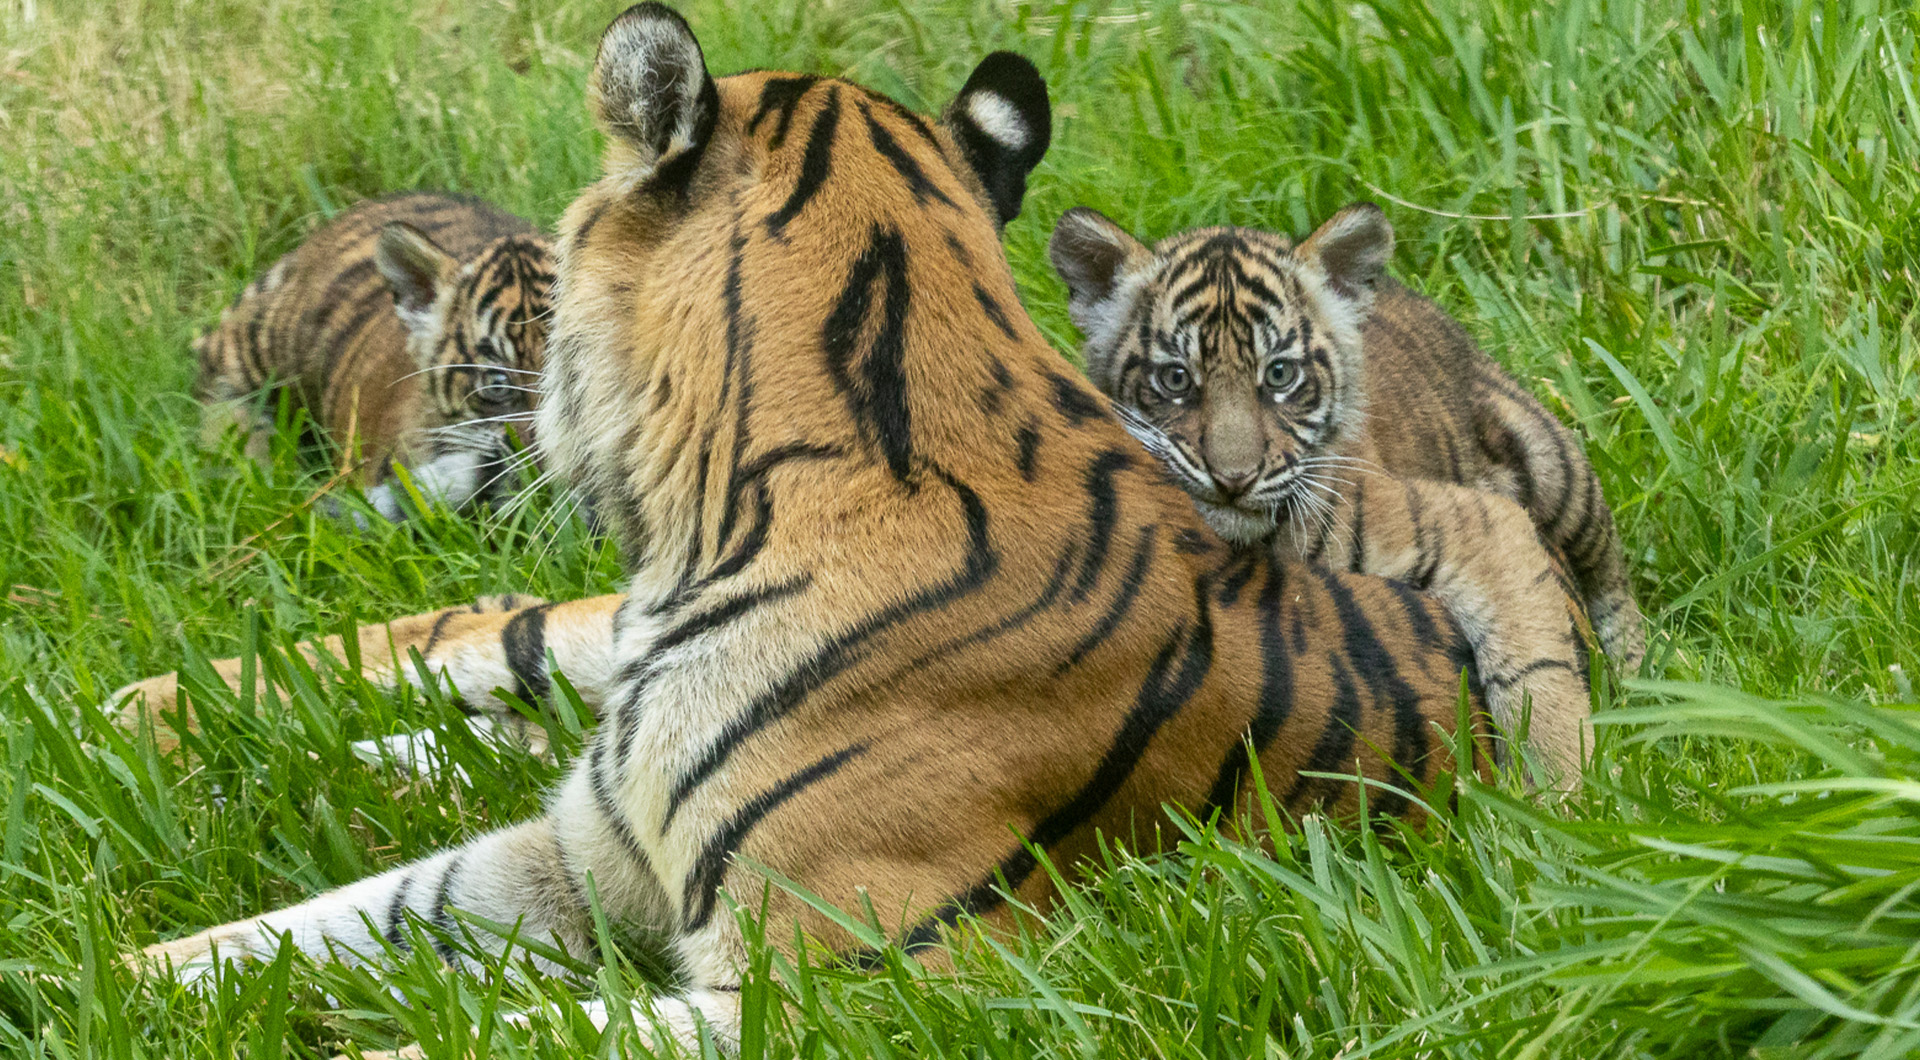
[590,2,720,192]
[374,222,456,338]
[1295,202,1394,306]
[942,52,1051,227]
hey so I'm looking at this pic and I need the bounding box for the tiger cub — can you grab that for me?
[196,192,553,520]
[1051,204,1646,781]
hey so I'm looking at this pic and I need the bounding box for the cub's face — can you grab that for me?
[376,228,553,431]
[1048,206,1394,545]
[533,2,1050,547]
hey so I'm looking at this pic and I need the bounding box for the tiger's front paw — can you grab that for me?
[129,924,250,985]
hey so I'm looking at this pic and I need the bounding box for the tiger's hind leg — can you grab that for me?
[1473,372,1646,673]
[134,741,732,1055]
[1288,478,1594,789]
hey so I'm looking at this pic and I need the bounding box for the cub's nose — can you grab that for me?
[1210,467,1258,500]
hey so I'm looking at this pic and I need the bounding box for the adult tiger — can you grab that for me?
[1050,206,1647,781]
[195,192,552,521]
[130,6,1496,1051]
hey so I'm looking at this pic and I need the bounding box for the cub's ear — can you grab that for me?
[1048,207,1149,325]
[942,52,1051,227]
[590,2,719,192]
[1294,202,1394,308]
[374,222,457,339]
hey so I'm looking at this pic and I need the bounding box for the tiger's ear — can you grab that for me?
[590,2,719,193]
[1048,207,1151,385]
[374,222,457,341]
[942,52,1051,227]
[1294,202,1394,312]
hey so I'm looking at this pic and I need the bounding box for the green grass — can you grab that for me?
[2,0,1918,1055]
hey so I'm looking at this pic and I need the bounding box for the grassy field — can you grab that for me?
[3,0,1918,1055]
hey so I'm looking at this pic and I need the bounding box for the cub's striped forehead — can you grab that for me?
[460,235,555,325]
[1136,227,1311,361]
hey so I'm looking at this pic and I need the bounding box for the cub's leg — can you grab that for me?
[107,594,621,755]
[1472,371,1646,672]
[1285,479,1593,788]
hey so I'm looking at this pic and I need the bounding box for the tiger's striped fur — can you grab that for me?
[195,192,553,520]
[1050,205,1644,778]
[128,7,1495,1050]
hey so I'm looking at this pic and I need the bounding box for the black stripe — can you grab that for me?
[1346,478,1367,572]
[572,200,612,250]
[909,587,1216,936]
[977,355,1015,416]
[588,735,655,868]
[304,259,380,337]
[383,867,416,947]
[1069,450,1133,603]
[1384,579,1447,654]
[1282,658,1361,809]
[822,224,916,486]
[715,231,758,552]
[1057,524,1156,673]
[1015,421,1041,480]
[862,100,958,209]
[664,467,998,825]
[683,744,867,930]
[1215,550,1259,607]
[427,854,465,961]
[1484,657,1578,688]
[1315,570,1431,816]
[1175,528,1215,555]
[1048,372,1107,427]
[748,75,819,148]
[974,284,1020,342]
[766,86,841,236]
[422,609,460,657]
[650,575,813,660]
[901,541,1077,676]
[1203,563,1294,818]
[501,603,554,705]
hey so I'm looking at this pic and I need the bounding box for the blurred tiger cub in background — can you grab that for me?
[195,192,553,521]
[1051,203,1646,783]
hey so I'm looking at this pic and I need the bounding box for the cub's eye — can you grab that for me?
[475,369,515,404]
[1263,359,1301,392]
[1155,363,1194,398]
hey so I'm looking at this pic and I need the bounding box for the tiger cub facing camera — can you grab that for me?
[195,192,553,521]
[1051,204,1647,782]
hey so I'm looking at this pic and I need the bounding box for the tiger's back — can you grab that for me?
[196,192,552,511]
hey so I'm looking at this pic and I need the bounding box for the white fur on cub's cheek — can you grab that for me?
[967,92,1030,150]
[1074,270,1152,392]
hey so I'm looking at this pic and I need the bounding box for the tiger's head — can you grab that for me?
[536,2,1050,553]
[374,225,554,431]
[1047,206,1395,545]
